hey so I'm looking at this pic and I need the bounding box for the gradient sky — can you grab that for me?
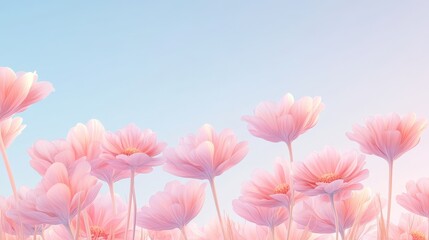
[1,1,429,226]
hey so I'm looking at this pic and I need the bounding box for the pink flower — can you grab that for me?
[136,181,206,231]
[29,140,77,175]
[240,159,303,208]
[0,117,25,148]
[74,194,127,240]
[163,124,248,180]
[29,119,104,175]
[66,119,105,161]
[389,213,427,240]
[232,198,289,228]
[397,178,429,218]
[347,113,427,163]
[101,124,165,173]
[0,67,53,121]
[294,189,379,237]
[23,161,101,226]
[293,147,368,199]
[0,189,47,238]
[242,93,324,144]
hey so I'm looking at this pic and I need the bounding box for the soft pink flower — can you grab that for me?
[389,213,427,240]
[0,67,53,121]
[66,119,105,161]
[0,117,25,148]
[294,189,379,237]
[22,161,101,226]
[0,189,47,238]
[74,194,127,240]
[101,124,165,173]
[29,139,77,175]
[242,93,324,144]
[347,113,427,163]
[397,178,429,218]
[293,147,368,199]
[136,181,206,231]
[240,159,303,208]
[163,124,248,180]
[232,198,289,228]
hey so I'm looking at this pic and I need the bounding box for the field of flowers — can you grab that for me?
[0,66,427,240]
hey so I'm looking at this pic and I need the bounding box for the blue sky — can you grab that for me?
[1,1,429,225]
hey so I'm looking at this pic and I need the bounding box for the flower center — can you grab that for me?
[121,147,140,156]
[90,226,108,240]
[411,231,426,240]
[273,183,290,194]
[319,173,341,183]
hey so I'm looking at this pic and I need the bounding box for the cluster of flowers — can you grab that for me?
[0,66,428,240]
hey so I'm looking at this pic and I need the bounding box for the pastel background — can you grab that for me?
[1,1,429,225]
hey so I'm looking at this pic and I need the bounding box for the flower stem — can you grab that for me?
[132,181,137,240]
[286,142,294,163]
[329,194,339,240]
[125,170,135,240]
[65,222,75,240]
[386,162,394,239]
[270,226,276,240]
[0,138,17,198]
[286,141,294,240]
[180,226,189,240]
[427,217,429,238]
[209,178,227,240]
[108,181,117,214]
[108,181,116,239]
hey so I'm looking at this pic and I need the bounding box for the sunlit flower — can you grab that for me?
[294,189,379,237]
[0,67,53,121]
[347,113,427,163]
[232,198,289,228]
[101,124,165,173]
[136,181,206,231]
[0,117,25,148]
[163,124,248,180]
[293,147,368,199]
[242,93,324,145]
[397,178,429,218]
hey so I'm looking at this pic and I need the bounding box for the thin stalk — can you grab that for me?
[209,178,227,240]
[270,226,275,240]
[386,162,394,239]
[180,226,189,240]
[82,212,91,240]
[286,142,294,163]
[125,170,135,240]
[65,222,75,240]
[0,138,17,198]
[286,141,294,240]
[108,181,117,214]
[74,195,82,240]
[108,181,116,239]
[329,194,339,240]
[132,182,137,240]
[286,194,295,240]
